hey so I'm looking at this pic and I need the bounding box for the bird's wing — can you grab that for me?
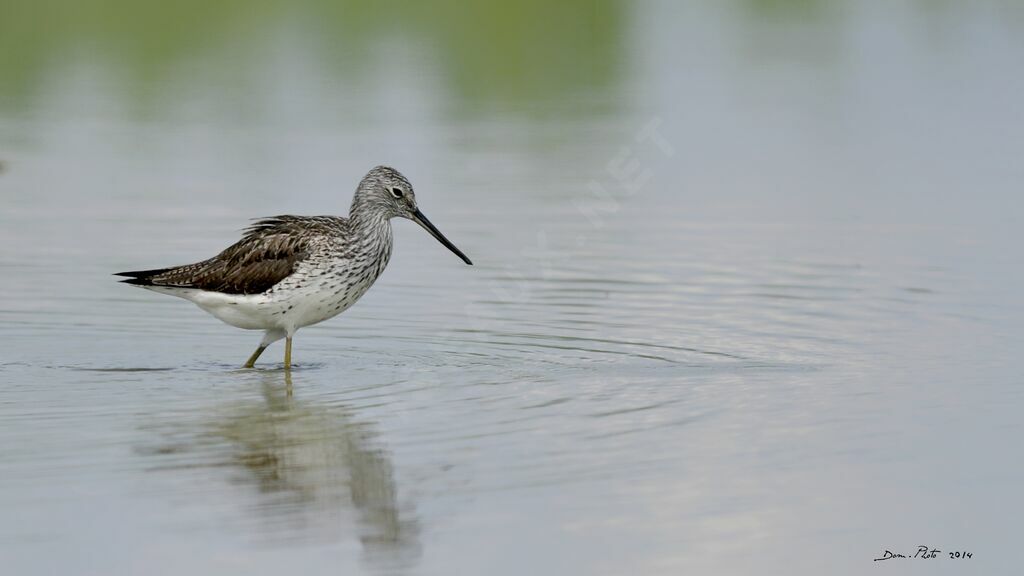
[119,216,339,295]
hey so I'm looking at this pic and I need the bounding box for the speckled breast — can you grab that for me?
[267,228,393,330]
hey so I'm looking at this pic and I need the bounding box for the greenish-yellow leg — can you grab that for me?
[243,345,267,369]
[284,336,293,371]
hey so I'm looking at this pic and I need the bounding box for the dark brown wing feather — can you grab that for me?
[116,216,342,295]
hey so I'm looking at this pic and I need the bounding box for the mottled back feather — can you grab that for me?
[117,216,349,295]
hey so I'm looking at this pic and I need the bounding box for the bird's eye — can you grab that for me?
[390,187,404,199]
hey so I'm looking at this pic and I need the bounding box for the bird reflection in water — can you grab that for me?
[148,370,420,573]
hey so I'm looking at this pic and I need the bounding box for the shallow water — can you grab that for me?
[2,1,1023,575]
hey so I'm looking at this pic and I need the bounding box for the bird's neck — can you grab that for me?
[348,190,391,227]
[349,204,389,229]
[348,207,393,253]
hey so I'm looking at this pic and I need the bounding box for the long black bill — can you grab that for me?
[411,209,473,265]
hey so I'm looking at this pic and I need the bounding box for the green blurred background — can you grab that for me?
[1,0,626,115]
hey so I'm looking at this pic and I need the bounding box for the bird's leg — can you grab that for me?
[284,336,293,371]
[244,330,285,369]
[243,345,268,369]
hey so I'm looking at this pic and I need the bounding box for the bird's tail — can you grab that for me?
[113,267,175,286]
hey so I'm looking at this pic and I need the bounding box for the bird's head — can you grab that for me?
[352,165,472,265]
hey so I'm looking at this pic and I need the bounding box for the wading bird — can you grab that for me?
[116,166,472,369]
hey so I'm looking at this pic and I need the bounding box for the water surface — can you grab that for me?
[2,1,1023,574]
